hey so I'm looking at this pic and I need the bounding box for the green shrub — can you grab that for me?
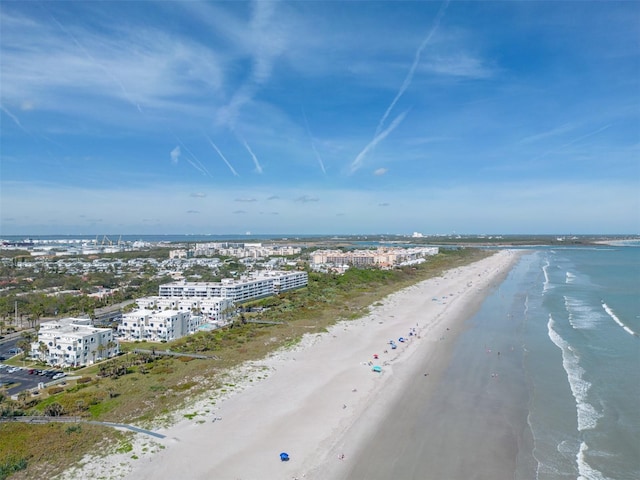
[0,457,27,480]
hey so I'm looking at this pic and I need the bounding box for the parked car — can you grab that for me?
[52,372,66,380]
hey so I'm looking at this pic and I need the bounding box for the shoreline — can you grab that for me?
[60,249,521,480]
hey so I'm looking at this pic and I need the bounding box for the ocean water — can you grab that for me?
[347,245,639,480]
[511,246,640,480]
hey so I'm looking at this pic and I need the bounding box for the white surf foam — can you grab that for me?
[602,302,638,337]
[547,315,602,431]
[566,271,576,284]
[542,261,551,292]
[577,442,612,480]
[565,296,600,330]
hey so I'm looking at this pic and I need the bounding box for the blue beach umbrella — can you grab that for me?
[372,365,382,373]
[280,452,290,461]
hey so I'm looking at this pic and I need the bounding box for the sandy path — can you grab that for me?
[60,250,519,480]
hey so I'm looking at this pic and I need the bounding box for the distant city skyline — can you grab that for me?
[1,1,638,235]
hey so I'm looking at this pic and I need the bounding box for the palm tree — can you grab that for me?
[105,340,117,358]
[97,343,106,360]
[16,339,31,360]
[38,341,49,363]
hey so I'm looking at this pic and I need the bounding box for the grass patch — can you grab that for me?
[115,441,133,454]
[0,422,123,479]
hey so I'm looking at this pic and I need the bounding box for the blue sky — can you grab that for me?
[1,1,638,235]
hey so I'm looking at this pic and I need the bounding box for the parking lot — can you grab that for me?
[0,364,66,396]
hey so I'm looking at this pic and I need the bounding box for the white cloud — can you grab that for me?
[422,53,494,79]
[0,10,224,123]
[373,168,388,176]
[170,146,181,164]
[295,195,319,203]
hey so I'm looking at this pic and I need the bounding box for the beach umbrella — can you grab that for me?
[391,343,397,349]
[398,337,405,342]
[280,452,290,461]
[372,365,382,373]
[373,354,379,359]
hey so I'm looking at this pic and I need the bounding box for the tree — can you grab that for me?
[105,340,117,357]
[16,338,31,360]
[44,402,64,417]
[38,341,49,363]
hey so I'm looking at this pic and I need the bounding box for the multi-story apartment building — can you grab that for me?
[31,317,119,367]
[310,247,439,268]
[135,296,234,322]
[158,271,308,303]
[118,309,201,342]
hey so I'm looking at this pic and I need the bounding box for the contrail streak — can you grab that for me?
[206,135,240,177]
[240,137,263,174]
[534,124,611,161]
[350,110,409,174]
[175,137,212,176]
[375,0,449,137]
[0,104,28,134]
[559,124,611,149]
[302,108,326,175]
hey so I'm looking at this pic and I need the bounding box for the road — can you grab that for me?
[0,336,21,361]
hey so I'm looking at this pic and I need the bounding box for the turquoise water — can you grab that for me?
[326,246,639,479]
[373,245,640,479]
[502,246,640,479]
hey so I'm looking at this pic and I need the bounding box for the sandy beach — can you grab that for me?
[61,249,520,480]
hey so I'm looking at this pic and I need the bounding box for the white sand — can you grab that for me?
[59,250,519,480]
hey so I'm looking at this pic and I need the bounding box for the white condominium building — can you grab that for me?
[135,296,234,323]
[118,309,199,342]
[158,271,308,303]
[32,317,119,367]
